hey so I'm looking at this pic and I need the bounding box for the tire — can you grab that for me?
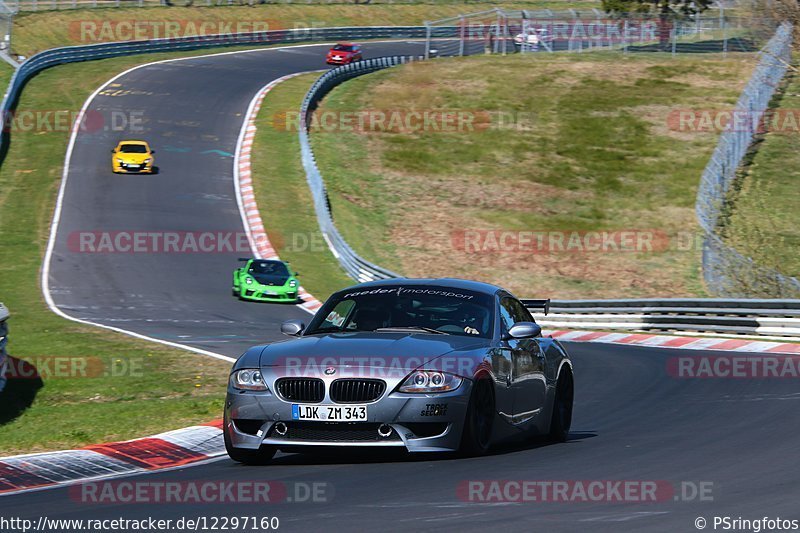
[459,379,494,456]
[548,368,574,443]
[223,418,276,465]
[232,287,238,297]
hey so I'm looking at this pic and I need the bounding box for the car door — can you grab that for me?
[500,296,547,425]
[491,298,515,426]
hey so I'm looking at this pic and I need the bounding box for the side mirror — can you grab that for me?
[110,149,116,153]
[506,322,542,340]
[281,319,305,337]
[293,271,300,276]
[151,150,156,154]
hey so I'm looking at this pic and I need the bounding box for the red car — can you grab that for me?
[326,43,363,65]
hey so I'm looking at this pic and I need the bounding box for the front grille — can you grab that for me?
[276,378,324,403]
[330,379,386,403]
[269,422,400,442]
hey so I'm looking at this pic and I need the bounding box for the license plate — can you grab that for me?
[292,404,368,421]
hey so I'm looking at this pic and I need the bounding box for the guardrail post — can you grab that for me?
[459,15,465,56]
[424,22,431,59]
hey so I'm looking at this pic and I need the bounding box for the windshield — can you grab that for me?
[305,285,494,338]
[248,261,290,276]
[119,144,148,153]
[332,44,355,52]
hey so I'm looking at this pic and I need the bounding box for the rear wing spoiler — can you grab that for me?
[521,298,550,315]
[237,257,252,262]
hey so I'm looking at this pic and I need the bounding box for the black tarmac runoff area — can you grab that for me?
[5,41,797,532]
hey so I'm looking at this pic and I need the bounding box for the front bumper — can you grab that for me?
[238,286,298,302]
[326,57,351,65]
[225,373,472,453]
[113,163,153,174]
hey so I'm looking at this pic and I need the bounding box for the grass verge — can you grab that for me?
[0,47,292,456]
[305,52,757,298]
[722,66,800,282]
[12,1,601,57]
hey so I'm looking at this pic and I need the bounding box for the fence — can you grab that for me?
[424,7,780,58]
[695,22,799,297]
[2,0,510,11]
[0,303,8,392]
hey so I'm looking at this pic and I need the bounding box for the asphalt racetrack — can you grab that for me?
[4,40,798,531]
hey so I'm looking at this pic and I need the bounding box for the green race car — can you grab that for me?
[232,258,300,302]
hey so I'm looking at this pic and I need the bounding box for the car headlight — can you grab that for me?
[288,280,297,287]
[116,158,124,164]
[230,369,268,391]
[245,276,253,285]
[144,158,152,164]
[398,371,462,393]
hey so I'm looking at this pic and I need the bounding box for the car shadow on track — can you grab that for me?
[0,357,44,425]
[230,431,598,467]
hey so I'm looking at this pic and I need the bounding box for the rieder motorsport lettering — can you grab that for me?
[342,287,475,300]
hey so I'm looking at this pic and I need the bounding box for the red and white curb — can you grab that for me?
[547,329,800,354]
[0,420,224,496]
[234,72,325,316]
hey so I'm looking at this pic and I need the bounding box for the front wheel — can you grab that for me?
[459,379,494,456]
[548,369,574,443]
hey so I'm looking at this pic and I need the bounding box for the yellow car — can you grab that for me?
[111,140,155,174]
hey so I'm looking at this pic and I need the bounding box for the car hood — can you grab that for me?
[259,332,490,377]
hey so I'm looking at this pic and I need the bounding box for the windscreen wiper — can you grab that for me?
[375,326,449,335]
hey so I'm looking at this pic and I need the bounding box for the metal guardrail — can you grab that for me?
[0,25,436,157]
[522,298,800,339]
[695,22,799,297]
[0,303,8,392]
[299,56,419,282]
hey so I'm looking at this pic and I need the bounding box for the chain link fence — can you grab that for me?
[696,22,799,297]
[424,7,780,57]
[3,0,505,12]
